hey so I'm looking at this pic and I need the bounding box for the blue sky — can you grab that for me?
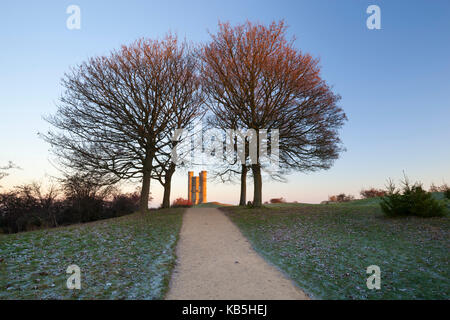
[1,0,449,204]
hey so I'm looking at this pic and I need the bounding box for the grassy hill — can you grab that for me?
[194,202,233,208]
[222,201,449,299]
[342,192,448,206]
[264,192,448,208]
[0,209,183,300]
[2,195,448,300]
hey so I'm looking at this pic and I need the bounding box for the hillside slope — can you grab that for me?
[0,209,183,299]
[223,203,449,299]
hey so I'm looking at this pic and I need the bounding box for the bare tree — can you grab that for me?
[14,182,60,226]
[44,35,199,213]
[205,113,250,206]
[201,21,347,206]
[0,162,18,186]
[60,172,117,201]
[151,51,204,208]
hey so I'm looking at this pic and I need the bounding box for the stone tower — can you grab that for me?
[188,171,207,204]
[199,171,207,204]
[188,171,193,204]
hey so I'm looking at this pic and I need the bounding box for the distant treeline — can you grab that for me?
[0,174,140,234]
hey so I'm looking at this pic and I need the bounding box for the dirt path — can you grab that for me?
[166,208,309,300]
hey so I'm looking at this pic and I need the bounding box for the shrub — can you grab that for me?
[60,173,120,222]
[360,188,386,199]
[380,177,446,218]
[0,178,140,234]
[109,192,140,216]
[63,196,105,223]
[428,183,449,193]
[171,197,192,208]
[270,197,286,204]
[328,193,354,203]
[429,183,440,193]
[0,183,60,233]
[444,187,450,200]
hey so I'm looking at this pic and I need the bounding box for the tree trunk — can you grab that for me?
[161,163,176,208]
[239,164,247,206]
[251,164,262,207]
[139,155,153,214]
[139,171,151,214]
[162,183,171,209]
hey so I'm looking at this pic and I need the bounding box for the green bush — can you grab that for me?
[380,177,446,218]
[445,188,450,200]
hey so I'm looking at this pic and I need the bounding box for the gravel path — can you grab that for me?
[166,208,309,300]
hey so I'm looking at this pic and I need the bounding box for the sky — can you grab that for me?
[0,0,449,205]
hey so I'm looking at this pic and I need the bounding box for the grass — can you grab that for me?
[222,202,449,299]
[0,209,184,300]
[194,202,233,208]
